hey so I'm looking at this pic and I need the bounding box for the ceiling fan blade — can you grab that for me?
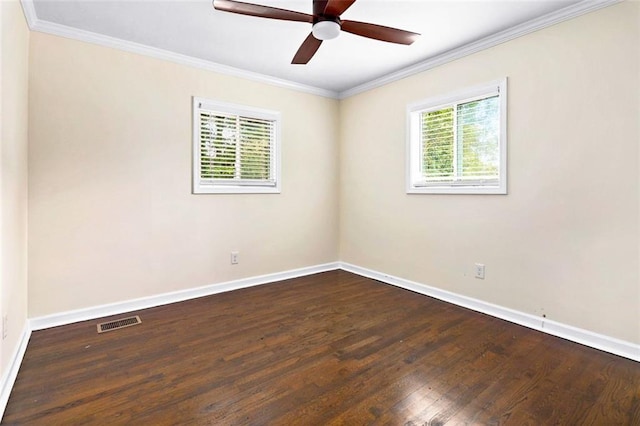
[341,20,419,45]
[324,0,356,17]
[213,0,313,23]
[292,33,323,64]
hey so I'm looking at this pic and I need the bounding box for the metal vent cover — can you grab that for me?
[97,315,142,333]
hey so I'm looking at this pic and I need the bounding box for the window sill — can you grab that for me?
[193,185,281,194]
[406,185,506,195]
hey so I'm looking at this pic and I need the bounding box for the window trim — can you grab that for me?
[406,78,507,195]
[192,97,281,194]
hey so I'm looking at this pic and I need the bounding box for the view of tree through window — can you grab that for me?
[199,111,273,181]
[422,107,454,179]
[193,97,280,194]
[407,79,506,194]
[421,95,499,182]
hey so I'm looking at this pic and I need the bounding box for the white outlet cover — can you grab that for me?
[474,263,485,279]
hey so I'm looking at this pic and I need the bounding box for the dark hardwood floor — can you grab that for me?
[3,270,639,425]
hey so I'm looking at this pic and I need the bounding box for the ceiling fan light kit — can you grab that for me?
[212,0,420,64]
[312,20,341,41]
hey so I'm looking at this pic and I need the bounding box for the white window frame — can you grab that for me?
[192,97,281,194]
[406,78,507,195]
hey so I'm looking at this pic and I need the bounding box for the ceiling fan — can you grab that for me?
[212,0,420,64]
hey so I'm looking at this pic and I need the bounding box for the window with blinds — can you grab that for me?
[407,79,507,194]
[193,98,281,194]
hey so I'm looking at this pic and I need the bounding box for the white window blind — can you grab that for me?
[193,98,281,194]
[407,79,507,194]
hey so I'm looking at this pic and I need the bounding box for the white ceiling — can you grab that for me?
[29,0,592,95]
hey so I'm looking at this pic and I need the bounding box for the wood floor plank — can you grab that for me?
[3,270,639,425]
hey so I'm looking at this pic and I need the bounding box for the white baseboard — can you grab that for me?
[30,262,340,331]
[340,262,639,362]
[4,259,637,421]
[26,261,640,361]
[3,262,340,420]
[0,324,31,419]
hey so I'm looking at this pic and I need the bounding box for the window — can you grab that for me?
[407,79,507,194]
[193,97,281,194]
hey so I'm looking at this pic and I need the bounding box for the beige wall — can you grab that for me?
[1,0,30,373]
[24,2,640,346]
[28,33,339,316]
[339,2,640,344]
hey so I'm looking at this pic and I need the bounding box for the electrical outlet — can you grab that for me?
[474,263,485,279]
[2,315,7,340]
[231,251,239,265]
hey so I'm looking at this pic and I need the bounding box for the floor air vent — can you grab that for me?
[97,316,142,333]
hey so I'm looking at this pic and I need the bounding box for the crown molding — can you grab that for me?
[19,0,622,100]
[18,1,338,99]
[338,0,623,99]
[19,0,37,28]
